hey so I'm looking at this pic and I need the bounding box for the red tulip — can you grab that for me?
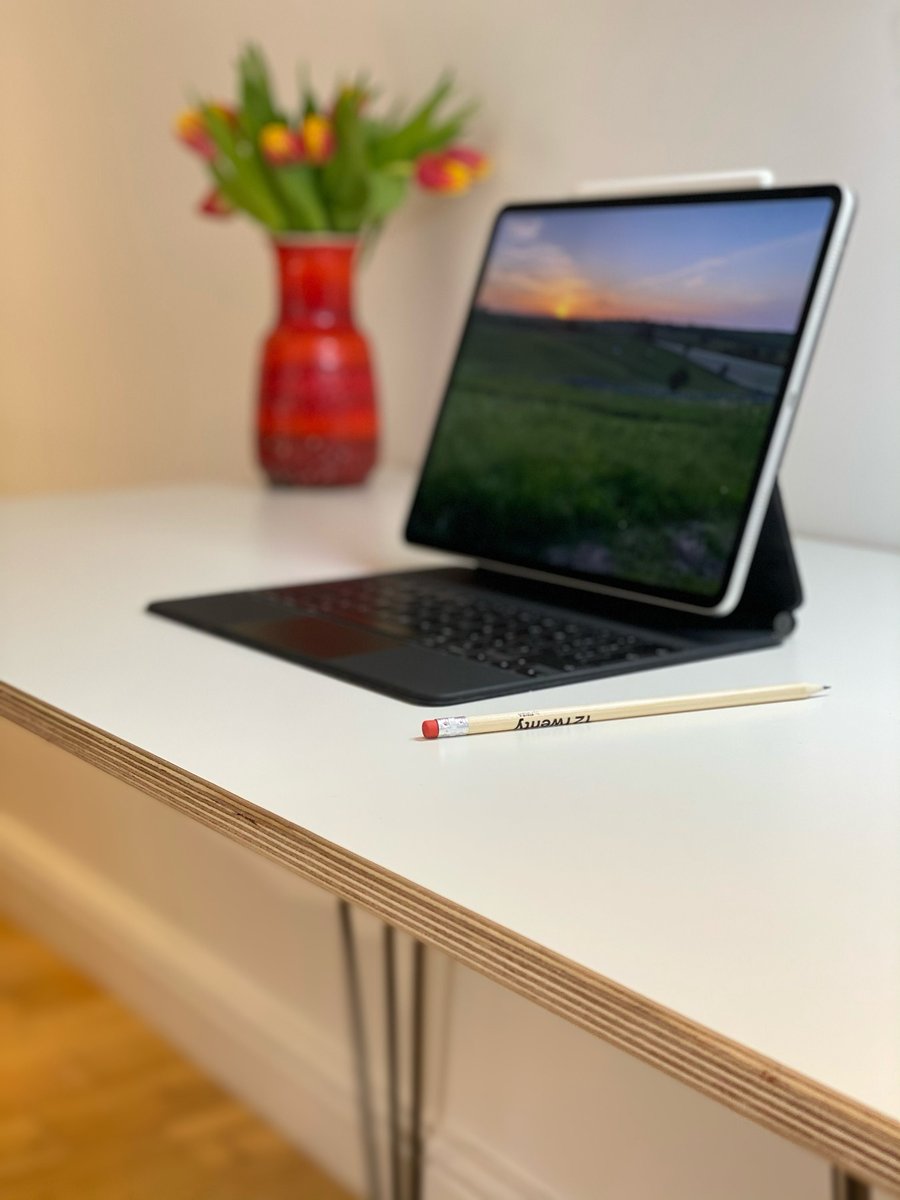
[415,152,472,193]
[198,188,234,217]
[415,145,490,193]
[298,115,335,165]
[207,103,238,126]
[444,145,490,179]
[259,122,304,166]
[174,109,216,161]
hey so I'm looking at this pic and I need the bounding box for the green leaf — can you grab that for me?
[238,44,282,135]
[402,104,477,159]
[202,103,288,229]
[270,164,329,231]
[364,167,410,225]
[201,103,238,155]
[210,161,280,228]
[297,66,318,120]
[321,90,370,231]
[370,74,460,166]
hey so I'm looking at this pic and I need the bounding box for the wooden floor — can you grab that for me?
[0,916,356,1199]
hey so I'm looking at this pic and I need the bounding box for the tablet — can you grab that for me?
[405,184,854,615]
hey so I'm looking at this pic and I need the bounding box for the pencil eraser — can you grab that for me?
[422,719,439,739]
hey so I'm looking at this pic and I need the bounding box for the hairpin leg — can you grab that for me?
[831,1167,871,1199]
[383,925,402,1200]
[339,901,382,1200]
[408,939,427,1200]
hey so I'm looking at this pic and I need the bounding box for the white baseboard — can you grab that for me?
[0,813,562,1200]
[426,1127,565,1200]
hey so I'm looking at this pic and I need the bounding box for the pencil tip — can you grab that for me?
[821,684,831,692]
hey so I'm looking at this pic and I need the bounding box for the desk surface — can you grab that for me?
[2,472,899,1188]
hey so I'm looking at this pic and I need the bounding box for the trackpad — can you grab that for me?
[232,616,399,660]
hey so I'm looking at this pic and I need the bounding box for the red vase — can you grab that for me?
[257,237,378,485]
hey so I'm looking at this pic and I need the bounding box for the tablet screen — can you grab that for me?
[405,187,843,609]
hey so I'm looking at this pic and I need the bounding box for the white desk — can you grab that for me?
[2,471,899,1190]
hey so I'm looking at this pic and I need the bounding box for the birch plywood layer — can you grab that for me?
[1,476,899,1190]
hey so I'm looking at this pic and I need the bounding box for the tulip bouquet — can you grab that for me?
[174,45,489,233]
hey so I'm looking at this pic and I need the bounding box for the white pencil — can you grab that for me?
[421,682,829,739]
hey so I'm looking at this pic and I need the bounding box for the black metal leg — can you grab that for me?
[339,901,428,1200]
[339,901,382,1200]
[408,939,426,1200]
[383,925,402,1200]
[831,1167,871,1199]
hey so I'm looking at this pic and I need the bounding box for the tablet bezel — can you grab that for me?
[404,184,854,617]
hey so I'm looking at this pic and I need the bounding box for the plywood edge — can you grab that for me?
[2,681,898,1193]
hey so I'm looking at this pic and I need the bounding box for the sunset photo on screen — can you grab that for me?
[409,197,834,596]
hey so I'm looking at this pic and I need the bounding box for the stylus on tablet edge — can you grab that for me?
[421,682,829,739]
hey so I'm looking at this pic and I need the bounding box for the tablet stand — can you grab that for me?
[715,483,802,635]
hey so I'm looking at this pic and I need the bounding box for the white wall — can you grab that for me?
[3,0,899,548]
[432,966,831,1200]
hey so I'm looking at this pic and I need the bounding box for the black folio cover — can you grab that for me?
[147,486,802,705]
